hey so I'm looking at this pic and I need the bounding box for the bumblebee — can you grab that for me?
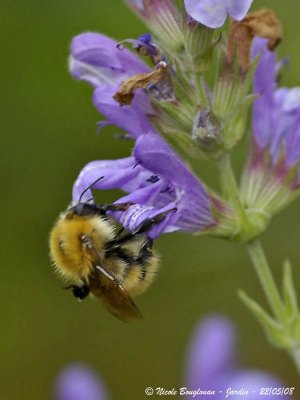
[49,199,172,322]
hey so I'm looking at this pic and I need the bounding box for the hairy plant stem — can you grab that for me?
[248,240,300,374]
[246,240,286,322]
[218,153,285,319]
[218,153,300,373]
[217,153,248,228]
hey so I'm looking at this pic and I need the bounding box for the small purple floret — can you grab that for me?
[73,134,215,238]
[54,363,109,400]
[252,38,300,169]
[69,32,157,138]
[184,0,253,29]
[70,32,149,87]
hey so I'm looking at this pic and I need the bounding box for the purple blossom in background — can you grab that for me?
[54,364,109,400]
[251,38,300,177]
[54,318,290,400]
[73,134,215,238]
[184,0,253,29]
[185,316,288,399]
[69,33,157,138]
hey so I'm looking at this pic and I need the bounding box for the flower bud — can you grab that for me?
[192,108,222,153]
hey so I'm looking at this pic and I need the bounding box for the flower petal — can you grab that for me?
[70,32,149,88]
[73,134,214,236]
[277,87,300,113]
[134,134,215,231]
[251,38,277,149]
[185,316,236,389]
[93,85,156,138]
[228,371,285,399]
[285,110,300,167]
[54,364,109,400]
[184,0,227,29]
[252,39,300,166]
[72,157,140,202]
[226,0,253,21]
[117,203,179,238]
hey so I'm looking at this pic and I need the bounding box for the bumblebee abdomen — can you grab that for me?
[123,250,160,297]
[105,238,160,298]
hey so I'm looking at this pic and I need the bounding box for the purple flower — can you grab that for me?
[73,134,215,238]
[251,38,300,177]
[93,84,156,139]
[54,363,109,400]
[184,316,288,399]
[69,32,157,138]
[69,33,149,87]
[184,0,253,29]
[240,38,300,217]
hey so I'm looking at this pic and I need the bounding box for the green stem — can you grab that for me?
[217,152,300,373]
[246,240,286,322]
[217,153,247,226]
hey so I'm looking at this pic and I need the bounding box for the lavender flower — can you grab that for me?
[241,38,300,216]
[69,32,149,87]
[251,38,300,166]
[184,316,289,399]
[73,134,217,238]
[184,0,253,29]
[69,33,156,138]
[54,364,109,400]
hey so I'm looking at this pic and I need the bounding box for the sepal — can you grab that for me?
[183,18,215,74]
[124,0,184,53]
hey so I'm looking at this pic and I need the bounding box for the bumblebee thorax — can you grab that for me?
[49,213,115,281]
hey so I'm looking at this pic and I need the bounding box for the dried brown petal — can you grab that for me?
[243,9,282,50]
[227,8,282,72]
[114,61,168,106]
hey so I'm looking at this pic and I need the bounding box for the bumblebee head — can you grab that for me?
[69,202,104,217]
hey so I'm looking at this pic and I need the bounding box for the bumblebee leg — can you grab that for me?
[99,202,133,213]
[134,239,153,264]
[131,208,176,235]
[109,208,176,247]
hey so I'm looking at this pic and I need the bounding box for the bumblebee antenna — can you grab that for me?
[79,176,104,203]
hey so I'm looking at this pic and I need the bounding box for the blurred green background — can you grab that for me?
[1,0,300,398]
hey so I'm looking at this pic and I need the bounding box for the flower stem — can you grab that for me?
[217,153,247,226]
[246,239,286,322]
[217,153,300,372]
[217,155,284,320]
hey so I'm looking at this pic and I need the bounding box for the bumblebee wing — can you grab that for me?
[88,264,142,323]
